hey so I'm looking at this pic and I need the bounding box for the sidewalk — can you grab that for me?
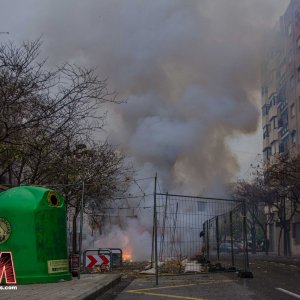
[249,253,300,267]
[0,274,121,300]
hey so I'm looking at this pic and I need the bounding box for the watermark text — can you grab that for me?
[0,285,17,290]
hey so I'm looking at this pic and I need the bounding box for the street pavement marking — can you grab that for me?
[127,279,234,287]
[127,283,196,292]
[196,279,234,285]
[276,288,300,299]
[128,291,206,300]
[126,283,205,300]
[126,280,234,299]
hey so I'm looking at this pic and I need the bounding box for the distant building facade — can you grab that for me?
[261,0,300,255]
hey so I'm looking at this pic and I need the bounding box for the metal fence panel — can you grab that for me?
[204,202,250,273]
[155,193,252,277]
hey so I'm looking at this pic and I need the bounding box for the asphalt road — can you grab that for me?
[97,257,300,300]
[99,273,255,300]
[230,258,300,300]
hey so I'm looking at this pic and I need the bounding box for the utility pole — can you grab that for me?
[78,181,85,279]
[154,173,158,286]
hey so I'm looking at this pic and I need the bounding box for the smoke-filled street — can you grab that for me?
[2,1,300,299]
[0,0,291,258]
[96,257,300,300]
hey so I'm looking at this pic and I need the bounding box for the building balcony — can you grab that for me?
[279,126,289,139]
[279,101,288,114]
[263,136,270,149]
[262,114,269,126]
[268,105,278,121]
[269,130,279,143]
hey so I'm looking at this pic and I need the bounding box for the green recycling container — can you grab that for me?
[0,186,72,284]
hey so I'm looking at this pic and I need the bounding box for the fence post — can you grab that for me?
[151,213,154,268]
[159,192,168,261]
[229,211,235,268]
[78,181,85,279]
[239,200,253,278]
[216,216,220,261]
[154,174,158,285]
[206,220,210,260]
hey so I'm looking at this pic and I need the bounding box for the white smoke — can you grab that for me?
[1,0,289,260]
[3,0,287,193]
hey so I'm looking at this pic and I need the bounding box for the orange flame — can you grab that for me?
[123,250,133,262]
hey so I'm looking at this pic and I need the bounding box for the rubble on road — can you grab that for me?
[140,258,210,274]
[184,261,206,273]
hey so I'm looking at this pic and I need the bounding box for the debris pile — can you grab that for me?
[139,254,229,275]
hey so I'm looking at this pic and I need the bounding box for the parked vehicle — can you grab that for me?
[219,242,239,254]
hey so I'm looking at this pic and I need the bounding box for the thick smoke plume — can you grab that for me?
[2,0,287,193]
[1,0,289,259]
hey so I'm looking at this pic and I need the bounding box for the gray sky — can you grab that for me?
[0,0,290,194]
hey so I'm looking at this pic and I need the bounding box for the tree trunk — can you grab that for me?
[72,211,78,254]
[278,228,282,256]
[8,164,12,186]
[251,224,256,254]
[284,222,291,256]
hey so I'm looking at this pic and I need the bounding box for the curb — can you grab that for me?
[78,275,121,300]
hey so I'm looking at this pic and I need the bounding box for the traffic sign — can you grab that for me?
[85,254,110,269]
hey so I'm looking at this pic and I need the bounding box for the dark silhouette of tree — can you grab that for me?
[0,39,133,253]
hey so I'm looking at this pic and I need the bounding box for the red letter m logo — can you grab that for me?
[0,252,16,284]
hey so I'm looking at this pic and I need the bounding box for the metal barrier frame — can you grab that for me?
[153,189,253,285]
[98,248,123,268]
[83,248,113,272]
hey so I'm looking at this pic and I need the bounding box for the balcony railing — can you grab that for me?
[280,126,289,138]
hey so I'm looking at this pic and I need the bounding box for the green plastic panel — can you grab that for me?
[0,186,71,284]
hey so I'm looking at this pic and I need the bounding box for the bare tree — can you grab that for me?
[45,141,134,253]
[262,153,300,256]
[0,39,134,253]
[234,152,300,256]
[0,39,116,186]
[232,178,274,255]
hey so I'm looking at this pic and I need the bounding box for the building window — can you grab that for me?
[288,50,293,64]
[197,201,207,212]
[291,103,295,118]
[271,117,277,129]
[283,136,289,149]
[280,110,288,127]
[271,142,277,155]
[0,175,7,184]
[269,93,277,106]
[263,147,271,161]
[279,143,284,153]
[262,105,269,116]
[294,223,300,245]
[261,86,268,97]
[263,125,270,139]
[297,10,300,22]
[288,23,292,36]
[290,75,295,89]
[291,130,297,144]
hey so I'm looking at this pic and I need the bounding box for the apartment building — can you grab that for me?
[261,0,300,255]
[262,0,300,163]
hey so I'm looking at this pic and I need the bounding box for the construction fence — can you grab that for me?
[154,193,254,277]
